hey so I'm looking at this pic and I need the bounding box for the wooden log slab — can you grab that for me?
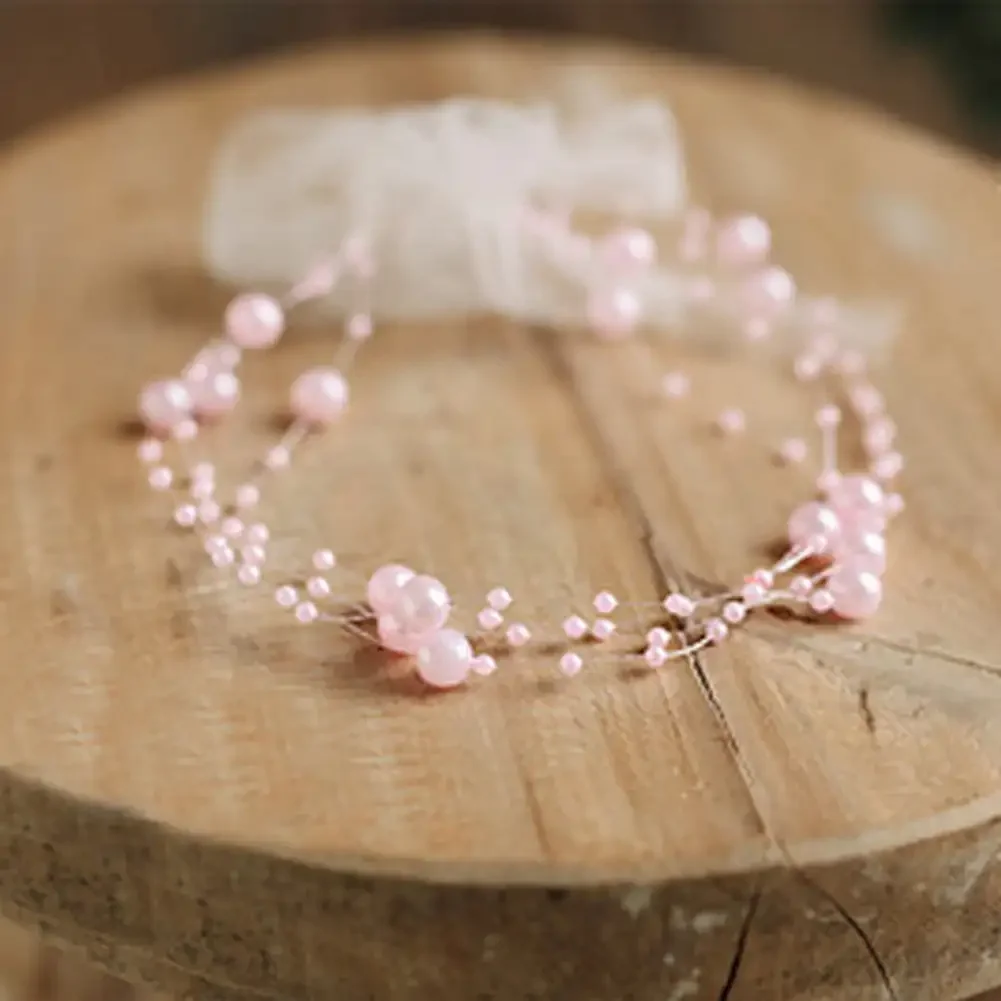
[1,33,1000,1001]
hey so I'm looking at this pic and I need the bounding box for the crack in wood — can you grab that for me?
[796,873,900,1001]
[534,329,776,842]
[715,884,762,1001]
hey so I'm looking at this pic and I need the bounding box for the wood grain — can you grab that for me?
[0,32,1000,1001]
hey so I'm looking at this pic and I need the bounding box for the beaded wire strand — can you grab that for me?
[136,208,903,689]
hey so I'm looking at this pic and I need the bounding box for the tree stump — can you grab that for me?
[0,34,1000,1001]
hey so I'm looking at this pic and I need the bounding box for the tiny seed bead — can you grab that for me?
[487,587,513,611]
[506,623,531,647]
[559,653,583,677]
[478,608,504,631]
[592,618,616,641]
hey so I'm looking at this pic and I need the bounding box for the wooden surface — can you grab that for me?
[1,32,1001,1001]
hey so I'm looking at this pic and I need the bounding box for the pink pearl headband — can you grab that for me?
[136,210,903,690]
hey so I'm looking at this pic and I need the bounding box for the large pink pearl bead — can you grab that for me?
[377,615,426,655]
[827,474,884,513]
[600,227,657,272]
[396,574,451,634]
[415,628,473,688]
[828,564,883,619]
[225,293,286,350]
[836,529,887,576]
[189,371,241,419]
[587,286,642,340]
[367,564,415,615]
[139,379,193,433]
[290,368,350,425]
[716,214,771,268]
[787,502,841,554]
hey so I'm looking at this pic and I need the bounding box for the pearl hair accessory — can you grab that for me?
[137,207,904,690]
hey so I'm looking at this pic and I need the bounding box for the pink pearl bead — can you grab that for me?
[716,408,746,435]
[238,565,261,587]
[716,214,771,268]
[646,627,670,648]
[265,446,290,470]
[487,587,513,611]
[367,564,415,614]
[241,544,267,565]
[246,523,270,545]
[307,576,331,599]
[788,502,841,553]
[790,575,813,598]
[198,500,221,524]
[848,384,884,417]
[593,591,618,614]
[827,565,883,619]
[225,293,285,350]
[189,371,241,419]
[645,646,667,667]
[827,474,884,513]
[295,602,319,624]
[563,615,588,640]
[741,266,795,318]
[863,418,896,455]
[559,652,583,677]
[776,438,808,465]
[396,574,451,634]
[291,368,349,426]
[592,618,616,641]
[722,601,746,625]
[660,371,690,399]
[506,623,532,647]
[663,593,694,617]
[174,504,197,527]
[377,615,426,655]
[884,493,905,518]
[219,517,243,539]
[311,549,336,571]
[139,380,193,433]
[472,654,498,676]
[793,354,822,382]
[138,439,163,464]
[211,547,235,568]
[478,608,503,631]
[148,467,173,491]
[600,227,657,271]
[275,585,298,608]
[415,629,473,689]
[741,581,769,606]
[705,618,729,643]
[837,530,887,576]
[848,508,887,535]
[872,452,904,481]
[588,286,642,340]
[809,589,835,614]
[816,405,841,429]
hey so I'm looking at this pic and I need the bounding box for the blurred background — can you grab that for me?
[0,0,998,158]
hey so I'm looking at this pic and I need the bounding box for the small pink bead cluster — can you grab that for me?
[135,209,904,691]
